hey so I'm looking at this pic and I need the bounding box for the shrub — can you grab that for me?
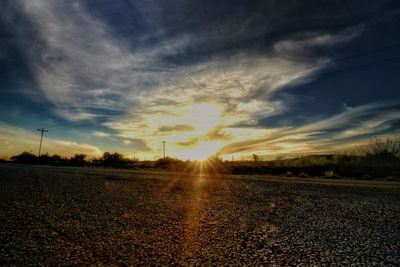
[94,152,130,167]
[10,152,38,163]
[298,171,310,178]
[70,154,87,166]
[154,157,186,170]
[364,136,400,159]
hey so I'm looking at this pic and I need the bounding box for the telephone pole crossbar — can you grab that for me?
[37,128,48,157]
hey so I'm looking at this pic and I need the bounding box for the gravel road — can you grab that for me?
[0,164,399,266]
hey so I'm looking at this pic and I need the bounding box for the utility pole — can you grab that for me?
[162,141,166,159]
[37,128,48,157]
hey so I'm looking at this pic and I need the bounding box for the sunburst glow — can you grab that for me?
[177,141,223,160]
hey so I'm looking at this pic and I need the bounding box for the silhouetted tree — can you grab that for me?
[70,154,87,166]
[98,152,128,167]
[11,152,37,163]
[155,156,175,169]
[365,137,400,159]
[37,153,65,164]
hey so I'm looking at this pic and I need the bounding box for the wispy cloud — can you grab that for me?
[274,26,363,57]
[11,0,327,111]
[4,0,398,158]
[92,131,110,137]
[158,124,195,133]
[220,102,400,157]
[176,138,199,147]
[11,0,189,120]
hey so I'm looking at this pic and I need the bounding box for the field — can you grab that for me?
[0,164,399,266]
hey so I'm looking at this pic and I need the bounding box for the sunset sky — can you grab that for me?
[1,0,400,160]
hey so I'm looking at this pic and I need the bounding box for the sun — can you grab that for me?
[179,141,222,160]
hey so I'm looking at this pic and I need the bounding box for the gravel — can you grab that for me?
[0,164,399,266]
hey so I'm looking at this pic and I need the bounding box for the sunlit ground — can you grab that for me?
[159,156,229,259]
[1,164,399,265]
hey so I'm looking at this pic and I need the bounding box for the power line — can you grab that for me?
[304,56,400,81]
[37,128,48,156]
[281,55,400,89]
[333,42,400,63]
[267,43,400,87]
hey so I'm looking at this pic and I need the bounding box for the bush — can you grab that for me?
[95,152,130,167]
[363,136,400,159]
[10,152,38,163]
[154,157,185,170]
[38,153,66,164]
[70,154,87,166]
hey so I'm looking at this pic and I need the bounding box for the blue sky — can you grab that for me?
[1,0,400,160]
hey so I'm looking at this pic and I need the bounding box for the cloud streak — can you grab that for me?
[9,0,189,121]
[221,102,400,157]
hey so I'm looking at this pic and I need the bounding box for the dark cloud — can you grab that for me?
[158,124,195,133]
[75,0,400,67]
[140,0,399,63]
[176,138,199,147]
[206,127,232,141]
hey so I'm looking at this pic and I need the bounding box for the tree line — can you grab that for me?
[7,151,137,167]
[1,136,399,180]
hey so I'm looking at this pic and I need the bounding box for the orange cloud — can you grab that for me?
[158,124,195,133]
[176,138,199,147]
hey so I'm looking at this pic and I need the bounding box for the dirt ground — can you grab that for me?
[0,164,399,266]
